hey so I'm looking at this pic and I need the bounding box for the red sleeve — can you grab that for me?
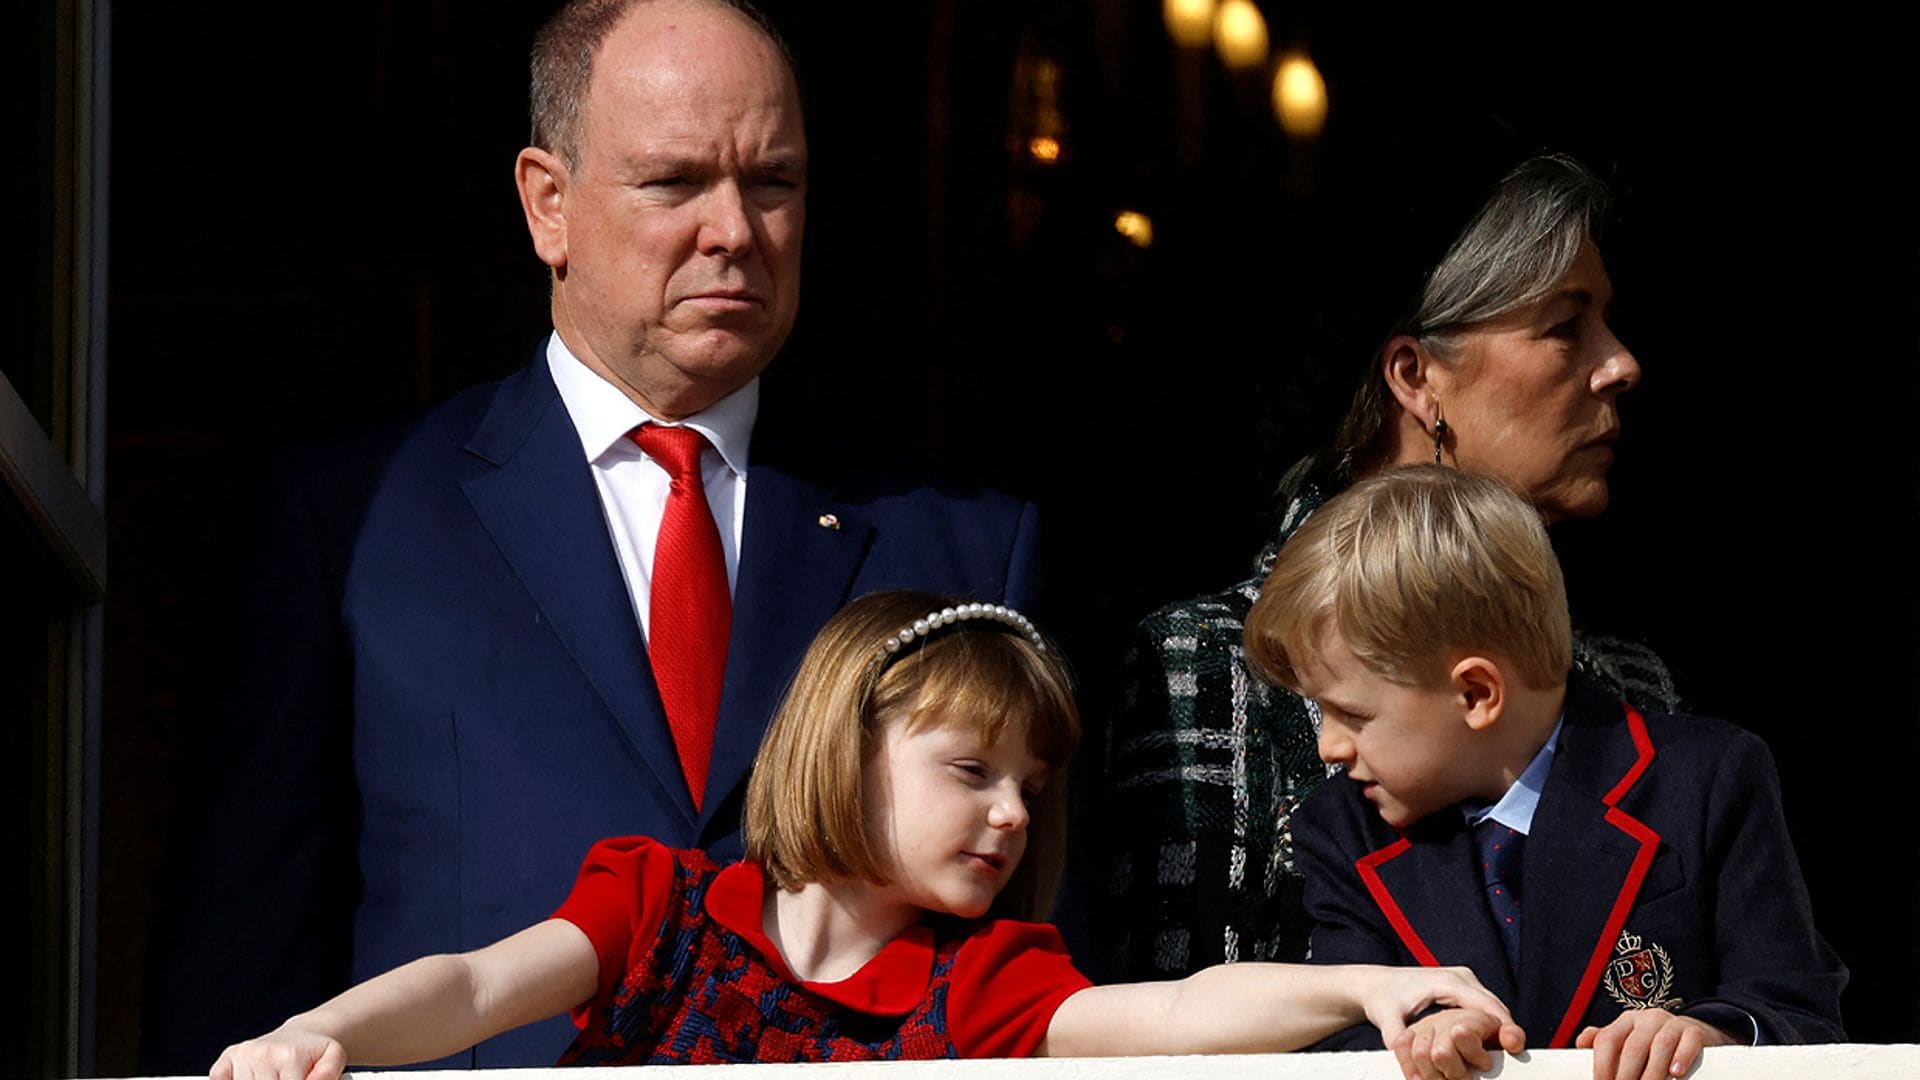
[947,920,1093,1058]
[550,835,677,1026]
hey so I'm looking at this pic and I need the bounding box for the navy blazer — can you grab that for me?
[1297,676,1846,1050]
[146,351,1044,1070]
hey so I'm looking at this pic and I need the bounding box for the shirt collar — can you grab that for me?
[1462,717,1564,836]
[703,859,936,1017]
[545,332,757,475]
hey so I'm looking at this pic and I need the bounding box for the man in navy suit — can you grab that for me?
[144,0,1042,1069]
[1239,468,1845,1080]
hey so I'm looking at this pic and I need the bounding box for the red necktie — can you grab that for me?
[631,424,731,810]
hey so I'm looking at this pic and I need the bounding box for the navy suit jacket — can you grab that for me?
[146,351,1044,1070]
[1297,676,1846,1050]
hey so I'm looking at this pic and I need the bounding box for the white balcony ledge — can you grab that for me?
[127,1044,1920,1080]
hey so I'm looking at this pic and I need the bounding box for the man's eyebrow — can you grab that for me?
[620,154,807,178]
[622,152,701,175]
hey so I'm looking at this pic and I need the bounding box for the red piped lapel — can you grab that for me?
[1350,692,1661,1045]
[1544,704,1660,1047]
[1354,822,1519,1007]
[1356,838,1439,966]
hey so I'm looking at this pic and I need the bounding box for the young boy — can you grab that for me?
[1244,466,1846,1080]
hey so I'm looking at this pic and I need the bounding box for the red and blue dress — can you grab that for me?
[552,836,1091,1064]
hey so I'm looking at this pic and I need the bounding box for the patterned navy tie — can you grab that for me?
[1476,820,1525,974]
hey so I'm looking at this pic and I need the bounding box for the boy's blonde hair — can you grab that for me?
[744,590,1080,921]
[1245,466,1572,692]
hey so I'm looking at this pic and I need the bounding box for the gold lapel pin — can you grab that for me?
[817,513,841,530]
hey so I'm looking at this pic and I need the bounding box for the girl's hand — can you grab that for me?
[211,1027,347,1080]
[1576,1009,1735,1080]
[1360,965,1526,1054]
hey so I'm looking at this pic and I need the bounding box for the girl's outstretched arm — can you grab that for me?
[1038,962,1524,1058]
[210,919,599,1080]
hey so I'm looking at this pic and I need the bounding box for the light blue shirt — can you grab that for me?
[1461,719,1562,835]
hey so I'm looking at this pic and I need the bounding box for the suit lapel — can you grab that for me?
[696,460,873,834]
[1361,821,1518,1007]
[458,358,696,827]
[1360,679,1665,1046]
[1520,681,1663,1047]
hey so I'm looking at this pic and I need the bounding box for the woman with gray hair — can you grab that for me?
[1099,153,1679,983]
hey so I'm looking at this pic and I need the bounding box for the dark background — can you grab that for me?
[96,1,1917,1072]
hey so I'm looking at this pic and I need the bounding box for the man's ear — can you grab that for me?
[1380,335,1443,431]
[1451,655,1506,732]
[516,146,570,270]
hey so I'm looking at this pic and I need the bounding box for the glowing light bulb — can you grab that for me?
[1114,210,1154,248]
[1213,0,1268,70]
[1028,136,1062,164]
[1163,0,1216,48]
[1272,51,1328,137]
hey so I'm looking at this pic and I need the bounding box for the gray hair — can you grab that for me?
[529,0,795,171]
[1326,154,1610,481]
[1410,154,1609,356]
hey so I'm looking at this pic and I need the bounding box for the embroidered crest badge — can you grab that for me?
[1602,930,1682,1011]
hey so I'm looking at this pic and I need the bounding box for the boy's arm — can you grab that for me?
[1686,730,1846,1042]
[1038,962,1519,1057]
[211,919,599,1080]
[1293,784,1422,1050]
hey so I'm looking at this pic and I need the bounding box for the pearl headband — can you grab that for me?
[875,602,1047,668]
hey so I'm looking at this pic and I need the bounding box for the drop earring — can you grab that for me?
[1433,413,1449,466]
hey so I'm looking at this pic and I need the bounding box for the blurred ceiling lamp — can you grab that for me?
[1113,210,1154,249]
[1212,0,1268,70]
[1272,51,1328,138]
[1014,54,1067,166]
[1163,0,1216,48]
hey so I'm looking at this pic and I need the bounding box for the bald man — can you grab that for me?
[146,2,1042,1068]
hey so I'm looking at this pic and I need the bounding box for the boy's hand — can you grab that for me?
[1360,965,1526,1056]
[211,1027,347,1080]
[1576,1009,1735,1080]
[1391,1008,1522,1080]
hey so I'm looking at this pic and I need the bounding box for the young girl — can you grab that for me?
[212,591,1519,1077]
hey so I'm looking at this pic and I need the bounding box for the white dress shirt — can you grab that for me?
[546,333,755,643]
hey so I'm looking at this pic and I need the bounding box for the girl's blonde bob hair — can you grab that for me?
[744,590,1080,921]
[1245,466,1572,692]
